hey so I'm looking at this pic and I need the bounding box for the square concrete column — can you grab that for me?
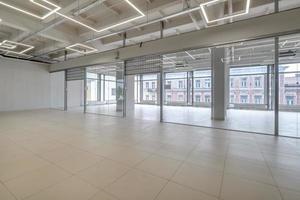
[116,66,124,112]
[125,75,135,117]
[212,47,230,120]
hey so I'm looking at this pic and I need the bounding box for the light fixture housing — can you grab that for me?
[200,0,251,24]
[66,43,98,54]
[0,0,61,19]
[0,40,34,54]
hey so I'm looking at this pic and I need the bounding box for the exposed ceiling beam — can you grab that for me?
[50,8,300,71]
[0,9,76,44]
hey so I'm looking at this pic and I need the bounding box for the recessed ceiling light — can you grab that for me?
[0,40,34,54]
[66,43,98,54]
[0,0,61,19]
[200,0,251,24]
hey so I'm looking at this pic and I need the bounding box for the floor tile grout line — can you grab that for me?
[255,136,285,200]
[217,141,230,199]
[0,179,18,200]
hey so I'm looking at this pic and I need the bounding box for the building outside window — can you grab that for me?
[195,80,201,88]
[205,95,211,103]
[179,80,184,89]
[240,95,248,103]
[167,95,171,101]
[195,95,201,102]
[178,94,184,101]
[254,77,262,88]
[241,77,247,88]
[204,79,211,88]
[286,96,295,105]
[152,82,156,89]
[254,95,262,104]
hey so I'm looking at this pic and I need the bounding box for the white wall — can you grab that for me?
[50,71,65,109]
[0,57,50,112]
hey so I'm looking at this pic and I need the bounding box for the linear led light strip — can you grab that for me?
[87,6,209,43]
[0,40,34,54]
[185,51,196,60]
[0,0,145,33]
[0,0,61,20]
[66,43,98,54]
[200,0,251,23]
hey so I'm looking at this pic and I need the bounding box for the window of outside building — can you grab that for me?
[178,94,184,101]
[205,95,211,103]
[167,95,171,101]
[286,96,295,105]
[254,95,262,104]
[146,95,149,100]
[240,95,248,103]
[195,80,201,88]
[152,82,156,89]
[146,82,149,89]
[230,78,234,88]
[255,77,262,88]
[152,95,156,100]
[205,79,211,88]
[179,80,184,89]
[241,77,247,87]
[230,95,235,103]
[195,95,201,102]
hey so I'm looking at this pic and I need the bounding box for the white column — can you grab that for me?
[212,47,229,120]
[125,75,135,117]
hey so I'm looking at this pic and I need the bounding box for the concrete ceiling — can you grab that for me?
[0,0,299,63]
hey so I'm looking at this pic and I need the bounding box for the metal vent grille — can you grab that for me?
[66,67,85,81]
[125,55,162,75]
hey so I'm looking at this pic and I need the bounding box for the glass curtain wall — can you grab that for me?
[162,48,212,126]
[134,74,158,105]
[279,33,300,137]
[279,0,300,11]
[85,63,124,117]
[211,39,275,134]
[133,73,160,121]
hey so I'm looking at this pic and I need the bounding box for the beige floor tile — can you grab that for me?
[136,155,182,179]
[155,144,193,161]
[156,182,218,200]
[0,182,15,200]
[187,150,225,172]
[224,158,275,185]
[25,176,99,200]
[0,155,49,182]
[172,163,223,196]
[56,152,104,173]
[106,148,151,167]
[89,190,118,200]
[76,159,131,189]
[5,164,71,199]
[105,169,167,200]
[38,145,85,163]
[271,168,300,192]
[280,188,300,200]
[221,174,282,200]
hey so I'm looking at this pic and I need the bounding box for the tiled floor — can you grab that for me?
[84,104,300,137]
[0,110,300,200]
